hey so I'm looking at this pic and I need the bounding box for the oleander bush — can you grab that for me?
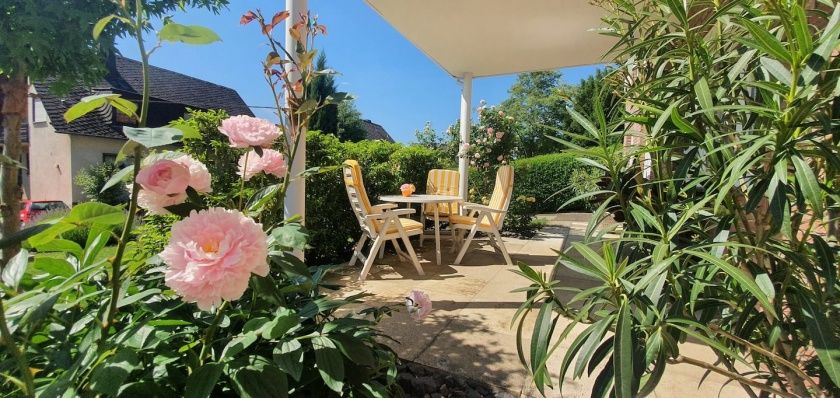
[515,1,840,397]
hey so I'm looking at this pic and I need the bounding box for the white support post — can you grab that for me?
[285,0,307,258]
[457,72,473,205]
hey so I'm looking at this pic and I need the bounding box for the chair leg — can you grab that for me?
[454,224,479,265]
[491,228,513,266]
[349,234,368,266]
[401,233,424,275]
[360,235,385,281]
[378,240,386,259]
[391,239,406,262]
[419,205,425,248]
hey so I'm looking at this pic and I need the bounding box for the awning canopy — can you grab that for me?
[363,0,615,78]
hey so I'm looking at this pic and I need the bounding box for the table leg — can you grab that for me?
[434,206,441,265]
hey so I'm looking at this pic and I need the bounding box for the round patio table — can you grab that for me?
[379,194,463,265]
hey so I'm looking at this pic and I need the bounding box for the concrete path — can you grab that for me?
[329,215,751,397]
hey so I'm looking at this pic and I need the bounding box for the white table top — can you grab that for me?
[379,194,463,204]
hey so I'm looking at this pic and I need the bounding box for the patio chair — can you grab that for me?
[450,165,514,266]
[420,169,460,247]
[342,160,424,281]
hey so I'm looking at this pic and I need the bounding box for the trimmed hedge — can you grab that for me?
[511,153,600,214]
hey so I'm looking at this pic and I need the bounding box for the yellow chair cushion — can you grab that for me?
[449,214,495,229]
[376,218,424,234]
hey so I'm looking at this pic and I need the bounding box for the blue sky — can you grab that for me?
[116,0,599,143]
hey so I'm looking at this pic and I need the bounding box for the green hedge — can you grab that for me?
[510,153,601,214]
[306,132,445,265]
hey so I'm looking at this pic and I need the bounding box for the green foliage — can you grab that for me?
[306,131,445,264]
[307,53,339,136]
[134,213,179,256]
[177,108,242,204]
[515,1,840,397]
[74,162,130,205]
[510,153,600,213]
[336,100,367,142]
[0,0,227,92]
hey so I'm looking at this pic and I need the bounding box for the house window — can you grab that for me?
[32,98,48,124]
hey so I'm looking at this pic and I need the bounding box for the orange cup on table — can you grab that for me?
[400,183,415,197]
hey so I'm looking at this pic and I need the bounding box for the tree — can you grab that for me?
[570,68,620,141]
[336,99,367,142]
[500,71,576,157]
[0,0,227,263]
[414,121,440,149]
[74,162,130,205]
[307,52,338,135]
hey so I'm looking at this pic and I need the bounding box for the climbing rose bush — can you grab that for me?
[161,207,269,310]
[219,114,281,148]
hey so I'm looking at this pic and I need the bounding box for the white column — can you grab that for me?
[284,0,307,258]
[457,73,473,204]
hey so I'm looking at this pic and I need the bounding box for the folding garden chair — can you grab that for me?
[450,165,514,266]
[342,160,424,281]
[420,169,460,247]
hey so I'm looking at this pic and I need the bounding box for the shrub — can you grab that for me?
[511,153,600,213]
[74,161,130,205]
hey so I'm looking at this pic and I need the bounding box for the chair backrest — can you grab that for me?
[426,169,460,196]
[342,160,374,232]
[425,169,460,215]
[487,165,514,227]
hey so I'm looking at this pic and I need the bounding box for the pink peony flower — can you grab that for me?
[495,131,504,139]
[238,149,288,181]
[173,154,212,193]
[405,290,432,320]
[219,115,280,148]
[136,159,190,195]
[136,156,212,215]
[137,190,187,215]
[161,208,269,310]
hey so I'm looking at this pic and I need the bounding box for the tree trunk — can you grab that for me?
[0,69,27,265]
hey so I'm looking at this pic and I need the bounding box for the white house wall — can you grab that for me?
[27,91,73,205]
[69,135,126,203]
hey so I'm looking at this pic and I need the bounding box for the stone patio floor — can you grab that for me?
[329,213,751,397]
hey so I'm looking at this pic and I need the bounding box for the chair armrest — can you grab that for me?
[364,208,415,221]
[463,202,507,213]
[371,203,398,213]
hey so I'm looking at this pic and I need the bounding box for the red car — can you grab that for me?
[20,200,68,225]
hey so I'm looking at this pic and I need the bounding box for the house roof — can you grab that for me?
[364,0,614,78]
[33,55,253,140]
[360,119,395,142]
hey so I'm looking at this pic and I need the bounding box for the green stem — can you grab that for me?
[100,0,150,341]
[198,301,229,364]
[238,151,250,210]
[0,296,34,398]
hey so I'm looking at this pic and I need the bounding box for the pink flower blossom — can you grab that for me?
[483,162,490,168]
[136,156,212,215]
[497,155,504,161]
[487,127,495,136]
[137,190,188,215]
[173,154,212,193]
[498,110,504,116]
[495,131,505,139]
[474,152,481,159]
[136,159,190,195]
[238,149,287,181]
[161,208,269,310]
[405,290,432,320]
[219,115,280,148]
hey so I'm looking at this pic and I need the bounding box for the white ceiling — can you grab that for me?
[364,0,616,78]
